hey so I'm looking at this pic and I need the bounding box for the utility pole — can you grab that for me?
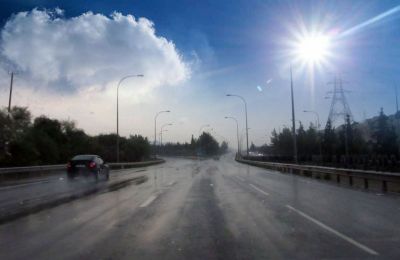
[8,72,14,117]
[395,85,400,156]
[395,85,399,115]
[290,66,298,163]
[3,72,14,155]
[344,114,350,159]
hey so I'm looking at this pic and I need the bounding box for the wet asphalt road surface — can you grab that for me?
[0,167,149,221]
[1,156,400,259]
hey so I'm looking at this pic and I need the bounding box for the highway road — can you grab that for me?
[1,156,400,259]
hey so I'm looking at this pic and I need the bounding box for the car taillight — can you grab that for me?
[67,162,71,169]
[89,161,96,168]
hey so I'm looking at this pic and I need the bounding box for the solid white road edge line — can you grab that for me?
[249,183,269,196]
[286,205,379,256]
[140,194,158,208]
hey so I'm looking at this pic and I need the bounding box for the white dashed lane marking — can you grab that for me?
[249,183,269,196]
[140,194,158,208]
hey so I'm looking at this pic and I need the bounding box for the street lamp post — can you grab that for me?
[116,74,144,162]
[226,94,249,156]
[303,110,320,129]
[154,110,170,157]
[225,116,240,155]
[290,67,298,163]
[160,123,173,146]
[160,129,168,146]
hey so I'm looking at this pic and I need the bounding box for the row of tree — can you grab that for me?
[0,106,151,166]
[251,108,399,164]
[158,132,228,157]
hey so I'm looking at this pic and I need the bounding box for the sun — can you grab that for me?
[294,33,331,64]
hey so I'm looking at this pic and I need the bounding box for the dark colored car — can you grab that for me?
[67,154,109,181]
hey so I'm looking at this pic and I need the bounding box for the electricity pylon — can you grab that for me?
[326,76,353,127]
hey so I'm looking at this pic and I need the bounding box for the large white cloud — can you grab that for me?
[0,8,189,93]
[0,8,192,138]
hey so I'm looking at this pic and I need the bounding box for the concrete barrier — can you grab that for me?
[236,157,400,193]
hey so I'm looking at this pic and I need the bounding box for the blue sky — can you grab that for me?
[0,0,400,146]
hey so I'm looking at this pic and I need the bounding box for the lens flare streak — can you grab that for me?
[340,4,400,37]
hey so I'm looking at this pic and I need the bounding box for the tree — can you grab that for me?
[92,134,118,162]
[61,120,91,159]
[8,106,32,138]
[337,115,353,157]
[323,119,336,157]
[373,108,398,156]
[304,124,319,157]
[279,127,293,156]
[197,132,219,156]
[270,127,293,156]
[296,122,306,158]
[270,129,279,151]
[0,107,32,162]
[220,141,228,154]
[119,135,151,162]
[350,123,368,155]
[190,134,196,151]
[0,106,152,166]
[28,116,65,164]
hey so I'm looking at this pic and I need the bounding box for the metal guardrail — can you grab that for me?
[0,160,165,178]
[0,165,65,174]
[236,157,400,192]
[108,160,165,169]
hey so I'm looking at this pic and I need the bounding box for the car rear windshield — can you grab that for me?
[71,155,95,161]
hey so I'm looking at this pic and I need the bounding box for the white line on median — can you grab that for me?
[167,181,176,186]
[236,176,245,182]
[249,184,269,196]
[286,205,379,256]
[140,194,158,208]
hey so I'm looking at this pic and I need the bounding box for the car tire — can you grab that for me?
[94,170,99,182]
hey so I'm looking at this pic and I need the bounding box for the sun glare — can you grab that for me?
[295,34,331,64]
